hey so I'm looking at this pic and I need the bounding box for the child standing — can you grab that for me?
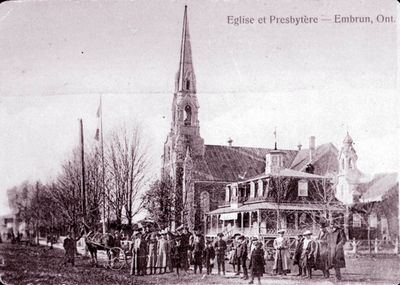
[204,240,216,275]
[249,241,265,285]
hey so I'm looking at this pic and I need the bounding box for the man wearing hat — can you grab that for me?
[273,229,290,275]
[315,221,331,278]
[192,230,204,274]
[249,241,265,285]
[179,226,191,272]
[214,233,227,275]
[300,230,316,279]
[204,239,215,275]
[131,231,148,276]
[237,235,249,280]
[293,233,304,276]
[328,220,346,281]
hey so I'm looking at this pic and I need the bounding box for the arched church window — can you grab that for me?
[200,191,210,214]
[348,158,352,169]
[186,80,190,90]
[184,105,192,126]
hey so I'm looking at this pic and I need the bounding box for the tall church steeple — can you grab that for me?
[169,5,203,159]
[175,5,196,94]
[162,6,204,179]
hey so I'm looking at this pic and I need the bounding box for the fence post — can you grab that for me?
[352,238,357,254]
[374,238,378,254]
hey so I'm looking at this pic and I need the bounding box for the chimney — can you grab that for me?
[309,136,315,161]
[297,142,302,150]
[227,137,233,147]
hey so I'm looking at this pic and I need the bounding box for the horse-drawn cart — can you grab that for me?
[85,238,128,270]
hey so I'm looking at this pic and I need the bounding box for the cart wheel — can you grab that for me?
[110,247,127,270]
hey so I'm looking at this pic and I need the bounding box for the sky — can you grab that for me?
[0,0,398,216]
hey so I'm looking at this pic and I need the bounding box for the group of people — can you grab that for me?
[129,225,225,276]
[225,219,347,284]
[62,220,347,283]
[276,220,347,282]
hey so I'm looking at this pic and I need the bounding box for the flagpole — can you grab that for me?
[100,96,107,234]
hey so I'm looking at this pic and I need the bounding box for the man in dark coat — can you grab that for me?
[63,232,75,266]
[293,234,304,276]
[315,222,331,278]
[192,231,204,274]
[131,231,148,276]
[204,240,215,275]
[300,230,316,279]
[328,221,346,281]
[179,226,191,272]
[214,233,227,275]
[238,235,249,280]
[249,241,265,285]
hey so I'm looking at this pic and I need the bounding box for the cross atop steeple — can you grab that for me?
[175,5,196,94]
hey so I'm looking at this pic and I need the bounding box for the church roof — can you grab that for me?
[359,172,398,202]
[192,144,298,182]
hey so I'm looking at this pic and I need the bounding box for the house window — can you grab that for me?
[298,180,308,197]
[353,213,362,227]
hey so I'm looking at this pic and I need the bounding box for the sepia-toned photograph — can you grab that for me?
[0,0,398,284]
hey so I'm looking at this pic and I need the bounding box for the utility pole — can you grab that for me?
[99,96,107,234]
[80,119,86,222]
[35,181,40,245]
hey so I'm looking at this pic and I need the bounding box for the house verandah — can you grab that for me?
[205,201,344,239]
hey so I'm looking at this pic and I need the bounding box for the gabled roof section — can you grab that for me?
[243,168,328,182]
[359,172,398,202]
[290,143,338,174]
[192,145,298,182]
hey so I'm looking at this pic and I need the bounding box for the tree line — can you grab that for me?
[7,126,151,239]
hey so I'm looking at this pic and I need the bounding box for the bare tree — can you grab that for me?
[143,176,174,229]
[105,126,148,228]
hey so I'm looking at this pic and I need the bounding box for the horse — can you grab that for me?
[80,223,118,268]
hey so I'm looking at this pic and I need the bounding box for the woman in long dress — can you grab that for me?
[272,229,290,275]
[156,232,168,274]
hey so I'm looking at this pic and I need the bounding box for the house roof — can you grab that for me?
[192,144,298,182]
[208,201,344,215]
[238,168,328,183]
[359,172,398,202]
[290,143,338,172]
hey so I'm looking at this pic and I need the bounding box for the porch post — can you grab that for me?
[249,211,252,230]
[241,212,244,232]
[216,214,219,234]
[295,212,298,230]
[257,210,261,236]
[312,212,316,233]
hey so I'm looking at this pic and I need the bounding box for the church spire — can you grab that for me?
[176,5,196,93]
